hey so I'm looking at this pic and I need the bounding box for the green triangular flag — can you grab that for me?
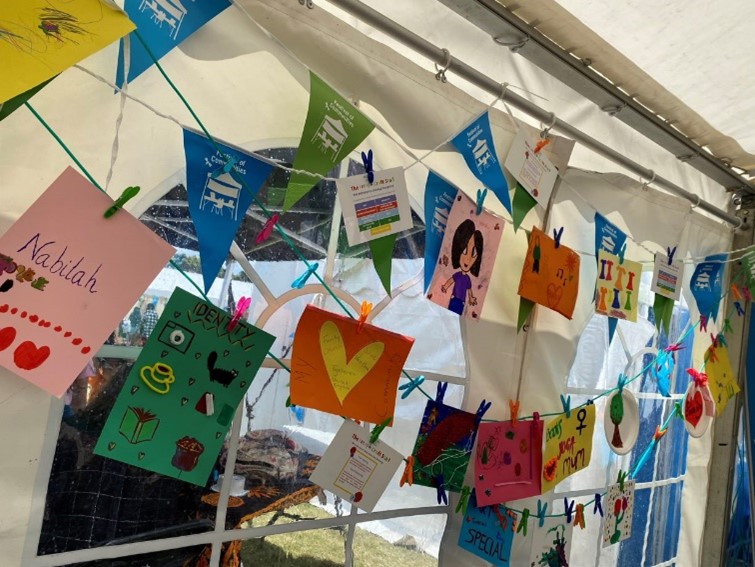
[653,294,674,336]
[0,78,53,122]
[517,298,536,333]
[512,182,537,232]
[369,233,397,296]
[283,72,374,212]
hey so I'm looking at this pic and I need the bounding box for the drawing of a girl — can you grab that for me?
[441,219,483,315]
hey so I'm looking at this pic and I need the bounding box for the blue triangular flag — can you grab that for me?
[450,111,512,215]
[594,213,628,343]
[423,171,459,290]
[183,129,273,292]
[690,254,728,324]
[117,0,231,87]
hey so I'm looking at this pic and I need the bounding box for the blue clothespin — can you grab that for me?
[104,186,140,218]
[436,382,448,404]
[370,417,392,444]
[617,373,627,394]
[736,302,746,316]
[667,246,677,265]
[436,475,448,505]
[560,394,571,418]
[618,243,627,263]
[398,375,425,399]
[593,493,604,517]
[476,188,488,215]
[536,500,548,527]
[469,399,492,450]
[361,149,375,184]
[564,497,575,523]
[553,226,564,248]
[291,262,319,289]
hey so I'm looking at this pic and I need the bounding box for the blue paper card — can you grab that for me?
[450,112,512,215]
[457,490,517,566]
[183,129,273,292]
[690,254,727,323]
[423,171,458,290]
[117,0,231,87]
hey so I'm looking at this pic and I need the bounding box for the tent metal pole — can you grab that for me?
[323,0,743,228]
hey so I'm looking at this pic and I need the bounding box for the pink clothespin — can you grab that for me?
[227,296,251,332]
[664,343,684,353]
[687,368,708,387]
[356,301,372,334]
[256,214,280,244]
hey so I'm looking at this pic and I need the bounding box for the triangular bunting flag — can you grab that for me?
[117,0,230,87]
[423,172,459,290]
[653,294,674,336]
[0,78,53,122]
[512,182,537,232]
[183,129,273,292]
[690,254,727,324]
[594,213,627,343]
[283,72,374,211]
[369,233,397,296]
[518,298,536,332]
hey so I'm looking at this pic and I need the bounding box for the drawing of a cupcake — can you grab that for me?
[172,436,204,472]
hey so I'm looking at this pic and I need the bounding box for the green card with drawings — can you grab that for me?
[95,288,275,485]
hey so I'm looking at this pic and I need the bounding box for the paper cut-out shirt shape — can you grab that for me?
[95,288,274,486]
[602,479,635,547]
[517,227,580,319]
[0,167,174,396]
[426,192,504,319]
[289,305,414,424]
[595,250,642,322]
[458,490,517,566]
[541,404,595,493]
[474,418,543,506]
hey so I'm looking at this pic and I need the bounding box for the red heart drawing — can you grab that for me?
[685,390,704,427]
[546,283,564,307]
[14,341,51,370]
[0,326,16,351]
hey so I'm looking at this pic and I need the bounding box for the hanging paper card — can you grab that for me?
[450,111,512,214]
[183,129,273,292]
[706,345,740,415]
[541,404,595,493]
[602,480,635,547]
[426,192,504,319]
[458,490,517,566]
[95,288,275,485]
[690,255,726,323]
[116,0,230,87]
[283,72,374,211]
[411,400,481,493]
[529,516,573,567]
[683,380,715,438]
[309,420,402,512]
[474,418,544,506]
[423,172,458,290]
[289,305,413,423]
[603,390,640,455]
[0,0,134,104]
[517,227,580,319]
[595,250,641,322]
[503,129,558,208]
[336,167,412,247]
[650,253,683,301]
[0,167,174,396]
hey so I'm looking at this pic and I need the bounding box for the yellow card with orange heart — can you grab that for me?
[290,305,415,423]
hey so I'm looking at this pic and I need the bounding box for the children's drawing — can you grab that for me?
[683,377,715,438]
[705,344,740,415]
[474,417,543,506]
[95,288,275,486]
[529,516,573,567]
[458,490,517,566]
[603,390,639,455]
[517,227,580,319]
[289,305,414,424]
[595,250,642,322]
[426,192,504,319]
[602,480,635,547]
[541,404,595,493]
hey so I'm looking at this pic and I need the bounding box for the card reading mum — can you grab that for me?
[541,404,595,493]
[290,305,414,423]
[95,288,275,485]
[0,168,174,396]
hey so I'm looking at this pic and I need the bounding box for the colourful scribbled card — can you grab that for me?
[0,167,174,396]
[529,516,573,567]
[95,288,275,486]
[474,418,543,506]
[602,480,635,547]
[290,305,414,424]
[706,344,740,415]
[309,420,402,512]
[517,227,580,319]
[458,490,517,566]
[595,250,642,322]
[541,405,595,493]
[426,192,504,319]
[0,0,135,104]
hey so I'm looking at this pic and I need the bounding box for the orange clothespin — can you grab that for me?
[356,301,372,333]
[509,399,520,427]
[400,456,414,487]
[653,426,667,442]
[534,137,551,154]
[573,503,585,530]
[732,284,743,301]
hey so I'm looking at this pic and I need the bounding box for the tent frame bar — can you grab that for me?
[323,0,744,228]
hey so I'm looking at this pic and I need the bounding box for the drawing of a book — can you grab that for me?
[119,406,160,444]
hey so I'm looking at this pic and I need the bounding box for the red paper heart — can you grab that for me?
[0,326,16,351]
[14,341,51,370]
[685,391,704,427]
[546,283,564,308]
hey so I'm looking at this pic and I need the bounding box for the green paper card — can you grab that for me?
[95,288,275,485]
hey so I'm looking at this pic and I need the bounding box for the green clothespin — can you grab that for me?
[455,485,471,514]
[104,186,140,218]
[516,508,530,536]
[723,318,733,335]
[673,401,684,420]
[370,417,392,444]
[617,470,628,492]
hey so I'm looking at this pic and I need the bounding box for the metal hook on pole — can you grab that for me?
[540,112,557,139]
[641,170,656,191]
[435,48,451,83]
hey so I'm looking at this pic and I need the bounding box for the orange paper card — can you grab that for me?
[290,305,414,423]
[517,227,580,319]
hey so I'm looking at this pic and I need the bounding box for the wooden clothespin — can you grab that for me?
[573,503,585,530]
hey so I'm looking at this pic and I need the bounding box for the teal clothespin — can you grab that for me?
[617,373,627,393]
[536,499,547,527]
[398,375,425,399]
[212,155,237,178]
[455,485,471,514]
[617,243,627,263]
[291,263,319,289]
[718,332,729,348]
[104,186,140,218]
[369,417,392,444]
[476,188,488,215]
[560,394,571,418]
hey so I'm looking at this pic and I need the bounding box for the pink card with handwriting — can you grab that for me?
[0,167,175,396]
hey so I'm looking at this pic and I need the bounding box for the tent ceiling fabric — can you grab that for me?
[497,0,755,173]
